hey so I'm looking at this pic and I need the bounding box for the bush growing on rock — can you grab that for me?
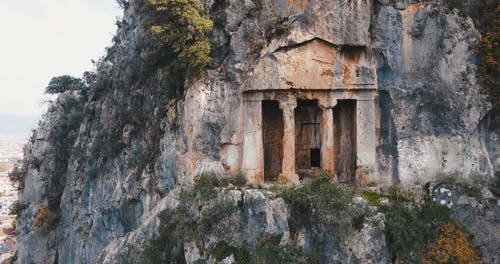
[421,222,481,264]
[45,75,86,94]
[138,0,213,96]
[33,206,59,234]
[381,193,480,263]
[280,173,355,238]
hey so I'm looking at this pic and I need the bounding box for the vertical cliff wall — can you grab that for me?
[13,0,498,263]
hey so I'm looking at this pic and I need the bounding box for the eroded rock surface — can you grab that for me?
[14,0,499,263]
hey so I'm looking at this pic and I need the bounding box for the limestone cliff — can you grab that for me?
[13,0,499,263]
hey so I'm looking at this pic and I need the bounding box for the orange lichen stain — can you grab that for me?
[287,0,310,13]
[342,64,352,84]
[406,2,425,14]
[321,69,334,77]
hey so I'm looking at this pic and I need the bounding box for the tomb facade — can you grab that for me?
[242,39,378,185]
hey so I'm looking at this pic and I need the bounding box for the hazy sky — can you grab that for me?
[0,0,121,116]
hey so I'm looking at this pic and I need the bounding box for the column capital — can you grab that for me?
[279,99,297,111]
[318,98,337,109]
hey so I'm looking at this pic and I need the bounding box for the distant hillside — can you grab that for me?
[0,114,40,137]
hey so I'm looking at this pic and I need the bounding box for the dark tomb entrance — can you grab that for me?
[333,100,357,183]
[310,148,321,167]
[262,100,284,182]
[295,100,322,176]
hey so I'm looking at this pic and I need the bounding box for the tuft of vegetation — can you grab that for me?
[8,165,26,183]
[33,206,59,234]
[231,171,248,188]
[280,173,353,237]
[180,173,225,201]
[421,222,481,264]
[265,17,294,42]
[489,171,500,197]
[45,75,87,94]
[210,239,318,264]
[357,190,388,206]
[138,0,213,97]
[473,0,499,116]
[380,193,479,263]
[9,201,29,215]
[141,173,241,263]
[443,0,500,116]
[180,172,248,202]
[252,239,319,264]
[210,242,250,263]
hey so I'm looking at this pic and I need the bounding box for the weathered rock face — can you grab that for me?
[14,0,498,263]
[428,182,500,264]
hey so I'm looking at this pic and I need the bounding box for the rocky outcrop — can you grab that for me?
[95,186,389,264]
[428,182,500,263]
[14,0,498,263]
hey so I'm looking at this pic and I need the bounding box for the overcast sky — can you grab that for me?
[0,0,121,116]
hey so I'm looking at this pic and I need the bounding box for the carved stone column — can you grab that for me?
[242,98,264,184]
[319,99,337,180]
[355,96,376,185]
[279,99,300,185]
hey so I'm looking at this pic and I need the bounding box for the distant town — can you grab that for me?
[0,135,26,263]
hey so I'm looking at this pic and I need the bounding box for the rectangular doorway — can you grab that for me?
[262,100,284,182]
[333,100,357,183]
[295,100,322,171]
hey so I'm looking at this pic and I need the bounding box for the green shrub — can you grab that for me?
[210,242,250,263]
[210,239,318,264]
[421,222,481,264]
[9,201,28,215]
[489,171,500,197]
[141,176,241,262]
[357,190,388,206]
[280,174,353,236]
[180,173,224,201]
[230,172,248,187]
[473,0,499,116]
[383,203,425,262]
[253,239,319,264]
[380,192,475,263]
[444,0,500,116]
[265,17,294,42]
[45,75,86,94]
[138,0,213,96]
[8,165,26,182]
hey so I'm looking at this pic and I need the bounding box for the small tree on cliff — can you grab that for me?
[138,0,213,96]
[45,75,85,94]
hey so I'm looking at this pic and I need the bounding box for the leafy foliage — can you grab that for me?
[421,222,481,264]
[138,0,213,96]
[210,239,318,264]
[9,201,28,215]
[45,75,86,94]
[211,242,250,263]
[489,171,500,197]
[280,174,353,237]
[141,173,240,263]
[33,206,59,234]
[8,165,26,183]
[444,0,500,116]
[252,239,319,264]
[381,194,479,263]
[473,0,499,115]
